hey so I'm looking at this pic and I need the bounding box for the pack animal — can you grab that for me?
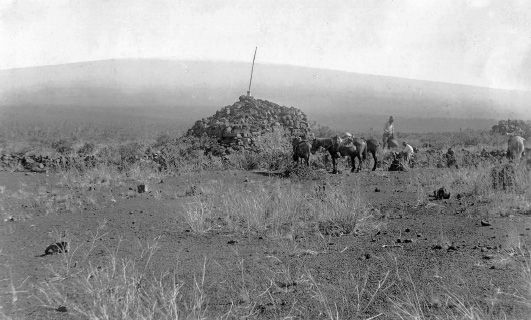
[364,138,380,171]
[506,135,525,161]
[311,136,343,173]
[292,137,311,166]
[342,136,380,171]
[338,137,366,172]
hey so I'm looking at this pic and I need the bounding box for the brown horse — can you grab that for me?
[338,137,366,172]
[311,136,342,173]
[365,138,380,171]
[292,137,311,166]
[336,144,361,172]
[341,136,380,171]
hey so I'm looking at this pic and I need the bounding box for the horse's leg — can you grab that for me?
[356,154,362,172]
[350,156,356,172]
[330,152,338,174]
[371,150,377,171]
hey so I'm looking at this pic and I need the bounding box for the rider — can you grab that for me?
[383,116,394,149]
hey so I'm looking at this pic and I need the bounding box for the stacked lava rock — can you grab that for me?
[186,95,312,153]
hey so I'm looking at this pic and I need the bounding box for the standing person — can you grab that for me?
[382,116,395,149]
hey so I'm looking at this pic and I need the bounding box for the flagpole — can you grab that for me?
[247,46,257,96]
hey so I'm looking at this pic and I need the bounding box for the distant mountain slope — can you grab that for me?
[1,59,529,133]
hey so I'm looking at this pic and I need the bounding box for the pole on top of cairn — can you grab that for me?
[247,46,257,97]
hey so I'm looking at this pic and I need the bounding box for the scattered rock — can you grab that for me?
[137,184,148,193]
[227,240,237,245]
[56,306,68,312]
[447,245,457,252]
[364,253,371,259]
[480,220,491,227]
[405,228,410,232]
[40,242,68,257]
[374,187,381,192]
[430,187,450,200]
[185,185,200,196]
[275,281,297,289]
[318,221,351,237]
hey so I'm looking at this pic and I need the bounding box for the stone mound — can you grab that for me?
[186,95,311,153]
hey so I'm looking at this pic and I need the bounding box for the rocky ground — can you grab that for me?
[1,163,530,319]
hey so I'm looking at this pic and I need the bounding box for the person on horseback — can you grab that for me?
[383,116,394,149]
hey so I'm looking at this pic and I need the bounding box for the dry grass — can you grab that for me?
[27,229,211,320]
[3,228,530,320]
[178,179,376,239]
[409,161,530,219]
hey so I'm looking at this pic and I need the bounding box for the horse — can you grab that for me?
[311,136,343,173]
[338,137,366,172]
[386,137,399,149]
[341,136,380,171]
[365,138,380,171]
[507,135,525,161]
[292,137,311,166]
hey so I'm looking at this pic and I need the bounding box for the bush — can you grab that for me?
[77,142,95,156]
[118,142,144,169]
[51,139,74,154]
[492,119,531,138]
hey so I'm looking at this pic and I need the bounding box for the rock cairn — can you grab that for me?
[186,95,311,153]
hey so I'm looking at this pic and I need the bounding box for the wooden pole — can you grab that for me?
[247,46,257,96]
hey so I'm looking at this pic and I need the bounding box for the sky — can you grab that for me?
[1,0,530,91]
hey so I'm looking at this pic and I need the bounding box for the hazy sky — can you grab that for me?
[1,0,530,90]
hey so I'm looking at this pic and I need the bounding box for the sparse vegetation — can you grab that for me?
[1,114,531,319]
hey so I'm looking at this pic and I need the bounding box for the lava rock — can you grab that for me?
[137,184,148,193]
[480,220,491,227]
[41,242,68,256]
[56,306,68,312]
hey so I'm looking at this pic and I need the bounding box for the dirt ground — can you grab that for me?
[1,167,530,319]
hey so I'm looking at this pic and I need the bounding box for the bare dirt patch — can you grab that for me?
[1,166,530,319]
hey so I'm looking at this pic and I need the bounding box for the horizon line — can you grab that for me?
[2,57,530,94]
